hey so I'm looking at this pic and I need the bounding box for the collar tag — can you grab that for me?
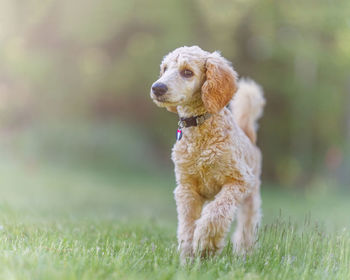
[176,128,183,141]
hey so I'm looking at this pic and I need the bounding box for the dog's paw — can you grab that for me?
[192,217,224,257]
[178,240,194,264]
[232,231,255,255]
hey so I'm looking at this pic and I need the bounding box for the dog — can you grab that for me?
[150,46,265,262]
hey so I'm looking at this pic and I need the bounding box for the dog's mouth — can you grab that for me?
[151,93,184,105]
[154,97,174,104]
[154,99,178,108]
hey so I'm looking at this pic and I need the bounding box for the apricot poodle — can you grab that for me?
[150,46,265,262]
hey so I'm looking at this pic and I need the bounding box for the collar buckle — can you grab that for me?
[178,120,185,128]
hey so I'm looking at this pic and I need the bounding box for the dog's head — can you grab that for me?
[150,46,238,114]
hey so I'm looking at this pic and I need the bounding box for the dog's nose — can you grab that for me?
[152,83,168,97]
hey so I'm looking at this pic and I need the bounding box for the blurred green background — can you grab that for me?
[1,2,350,278]
[0,0,349,195]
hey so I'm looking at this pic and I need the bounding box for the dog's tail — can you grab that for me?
[229,78,265,143]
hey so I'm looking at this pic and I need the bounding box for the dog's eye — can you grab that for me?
[181,69,194,78]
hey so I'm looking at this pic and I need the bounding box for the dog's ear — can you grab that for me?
[201,52,238,114]
[166,106,178,114]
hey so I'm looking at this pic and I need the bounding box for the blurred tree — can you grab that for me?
[0,0,349,188]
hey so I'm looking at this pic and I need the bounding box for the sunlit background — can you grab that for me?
[0,0,350,228]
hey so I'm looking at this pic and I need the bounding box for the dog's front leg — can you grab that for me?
[174,186,204,263]
[193,183,245,257]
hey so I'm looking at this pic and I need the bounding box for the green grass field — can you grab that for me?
[0,156,349,280]
[0,121,349,280]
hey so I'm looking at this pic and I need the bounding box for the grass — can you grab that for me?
[0,121,349,279]
[0,158,349,279]
[1,217,349,280]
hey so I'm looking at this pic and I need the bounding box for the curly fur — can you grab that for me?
[202,52,238,114]
[150,46,265,262]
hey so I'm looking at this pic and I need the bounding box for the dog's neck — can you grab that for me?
[176,98,207,119]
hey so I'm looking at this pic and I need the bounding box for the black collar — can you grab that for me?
[178,112,212,128]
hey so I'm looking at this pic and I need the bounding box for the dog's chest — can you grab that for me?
[172,138,228,197]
